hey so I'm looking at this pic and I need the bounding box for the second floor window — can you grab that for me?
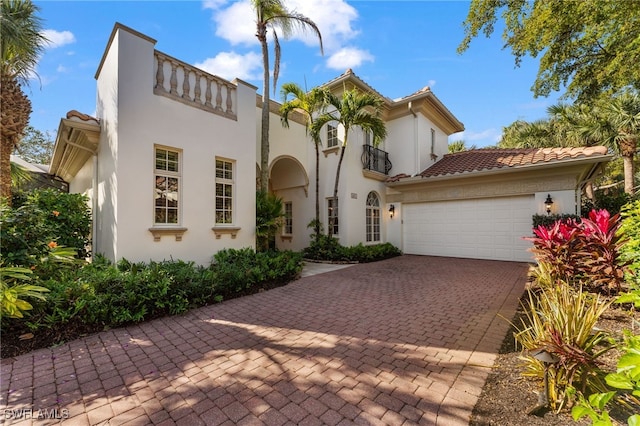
[154,147,180,225]
[215,158,234,224]
[327,123,338,148]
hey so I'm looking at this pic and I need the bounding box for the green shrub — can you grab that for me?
[619,200,640,276]
[213,248,302,296]
[303,236,401,263]
[1,189,91,268]
[582,189,631,217]
[532,213,581,230]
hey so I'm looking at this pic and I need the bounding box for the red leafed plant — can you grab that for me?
[527,209,628,294]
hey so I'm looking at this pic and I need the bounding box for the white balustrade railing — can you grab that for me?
[153,51,237,121]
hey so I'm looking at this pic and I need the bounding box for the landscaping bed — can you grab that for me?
[471,294,639,425]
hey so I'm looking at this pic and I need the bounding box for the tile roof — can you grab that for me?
[418,146,610,178]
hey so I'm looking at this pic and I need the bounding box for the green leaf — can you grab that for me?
[628,414,640,426]
[572,405,592,421]
[588,391,616,410]
[606,373,634,390]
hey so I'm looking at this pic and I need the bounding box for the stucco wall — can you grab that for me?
[94,26,257,265]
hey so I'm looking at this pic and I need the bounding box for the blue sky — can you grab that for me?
[30,0,562,148]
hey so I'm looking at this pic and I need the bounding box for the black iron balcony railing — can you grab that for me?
[361,145,392,175]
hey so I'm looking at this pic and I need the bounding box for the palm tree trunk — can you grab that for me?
[0,136,13,201]
[622,154,635,195]
[329,144,347,237]
[314,140,320,237]
[259,34,270,193]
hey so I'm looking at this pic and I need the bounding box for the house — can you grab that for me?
[50,23,612,265]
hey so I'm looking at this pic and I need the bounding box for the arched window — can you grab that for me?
[366,192,381,242]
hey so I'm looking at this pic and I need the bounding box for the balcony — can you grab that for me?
[361,145,392,176]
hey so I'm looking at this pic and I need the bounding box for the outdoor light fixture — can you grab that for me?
[389,204,395,218]
[544,194,554,215]
[528,348,559,416]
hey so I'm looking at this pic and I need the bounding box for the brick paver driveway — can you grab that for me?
[2,255,528,425]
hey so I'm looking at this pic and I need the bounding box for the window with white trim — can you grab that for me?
[283,201,293,235]
[215,158,234,224]
[366,192,381,242]
[154,147,180,225]
[328,197,339,235]
[327,123,338,148]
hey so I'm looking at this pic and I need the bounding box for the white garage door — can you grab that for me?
[403,196,534,262]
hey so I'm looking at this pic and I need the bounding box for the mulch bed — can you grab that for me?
[470,291,639,425]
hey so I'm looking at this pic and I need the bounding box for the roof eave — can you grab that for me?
[50,118,101,182]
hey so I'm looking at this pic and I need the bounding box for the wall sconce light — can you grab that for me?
[544,194,554,215]
[389,204,395,218]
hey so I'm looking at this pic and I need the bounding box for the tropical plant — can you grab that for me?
[572,331,640,426]
[0,265,48,319]
[311,88,387,237]
[0,0,49,202]
[527,209,627,294]
[252,0,323,192]
[448,140,476,153]
[619,200,640,277]
[514,284,612,412]
[549,91,640,195]
[280,83,331,238]
[10,160,32,187]
[255,190,285,252]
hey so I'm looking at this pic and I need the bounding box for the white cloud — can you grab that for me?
[326,47,373,70]
[427,79,436,88]
[213,1,257,46]
[41,29,75,48]
[209,0,358,53]
[455,129,502,147]
[202,0,227,10]
[56,64,69,73]
[194,51,262,81]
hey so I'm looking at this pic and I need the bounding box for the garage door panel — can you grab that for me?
[402,196,534,262]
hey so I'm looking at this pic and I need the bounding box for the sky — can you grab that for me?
[29,0,564,148]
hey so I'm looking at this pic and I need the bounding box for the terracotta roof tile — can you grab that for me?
[66,110,100,125]
[418,146,609,178]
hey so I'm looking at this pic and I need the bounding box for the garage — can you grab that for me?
[402,196,536,262]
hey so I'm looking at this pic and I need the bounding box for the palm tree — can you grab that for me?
[448,140,476,153]
[0,0,47,202]
[311,89,387,237]
[549,92,640,194]
[252,0,323,193]
[280,82,330,238]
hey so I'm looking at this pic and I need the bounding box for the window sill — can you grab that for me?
[323,146,340,157]
[149,227,188,242]
[212,226,241,239]
[280,235,293,242]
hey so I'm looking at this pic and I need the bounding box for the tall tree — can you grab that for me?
[311,89,387,237]
[549,91,640,195]
[252,0,323,192]
[280,83,330,238]
[13,125,54,164]
[458,0,640,101]
[0,0,48,201]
